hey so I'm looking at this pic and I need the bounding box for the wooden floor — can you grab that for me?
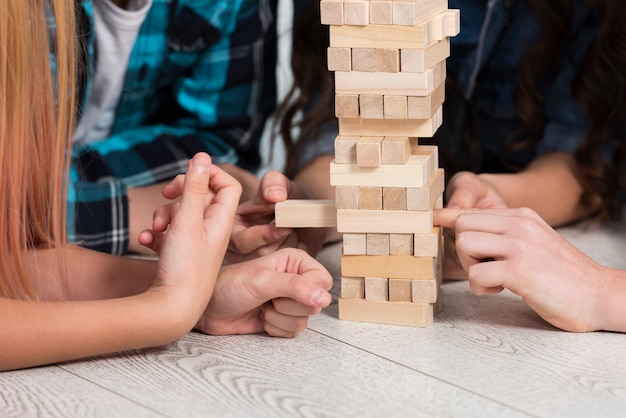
[2,216,625,417]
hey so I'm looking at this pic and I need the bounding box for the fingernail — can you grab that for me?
[265,186,287,200]
[274,228,292,238]
[311,289,328,306]
[190,155,211,172]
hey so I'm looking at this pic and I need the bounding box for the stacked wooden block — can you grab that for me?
[323,0,460,327]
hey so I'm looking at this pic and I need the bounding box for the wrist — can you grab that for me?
[592,266,626,332]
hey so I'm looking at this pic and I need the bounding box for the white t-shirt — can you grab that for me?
[73,0,152,144]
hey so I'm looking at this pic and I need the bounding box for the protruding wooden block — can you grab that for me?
[389,279,412,302]
[445,9,461,37]
[413,227,442,257]
[344,1,369,25]
[389,233,414,256]
[376,49,400,72]
[341,276,365,298]
[328,47,352,72]
[338,297,434,327]
[336,185,359,209]
[366,233,390,255]
[330,153,435,188]
[335,94,360,119]
[337,209,433,234]
[369,1,392,25]
[359,95,384,119]
[383,95,408,119]
[352,48,376,72]
[382,187,406,210]
[334,135,358,164]
[343,233,367,255]
[275,200,337,228]
[365,277,389,301]
[407,81,445,119]
[356,136,383,167]
[320,0,343,25]
[381,136,414,164]
[342,253,436,279]
[407,168,445,211]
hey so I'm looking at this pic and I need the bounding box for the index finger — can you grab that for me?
[433,208,478,228]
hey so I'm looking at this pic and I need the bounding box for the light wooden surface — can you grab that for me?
[2,215,625,418]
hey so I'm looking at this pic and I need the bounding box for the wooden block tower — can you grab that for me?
[276,0,459,327]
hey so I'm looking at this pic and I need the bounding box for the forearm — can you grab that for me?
[0,293,188,371]
[28,245,157,301]
[479,152,591,226]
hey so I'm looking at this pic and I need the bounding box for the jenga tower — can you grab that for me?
[323,0,460,326]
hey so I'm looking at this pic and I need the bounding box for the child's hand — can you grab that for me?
[196,248,333,337]
[435,207,607,332]
[139,153,242,331]
[226,171,326,263]
[446,171,509,210]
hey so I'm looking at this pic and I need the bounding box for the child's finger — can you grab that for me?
[175,153,213,225]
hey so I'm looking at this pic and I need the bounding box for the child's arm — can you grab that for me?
[435,207,626,332]
[1,153,241,371]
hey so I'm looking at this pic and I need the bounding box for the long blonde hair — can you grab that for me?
[0,0,77,299]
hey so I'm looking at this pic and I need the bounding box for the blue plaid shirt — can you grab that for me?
[67,0,278,254]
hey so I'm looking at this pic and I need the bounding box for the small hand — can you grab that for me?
[435,207,607,332]
[196,248,333,337]
[226,171,326,263]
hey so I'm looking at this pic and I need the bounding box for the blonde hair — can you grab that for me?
[0,0,77,299]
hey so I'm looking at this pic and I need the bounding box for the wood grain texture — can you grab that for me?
[275,200,337,228]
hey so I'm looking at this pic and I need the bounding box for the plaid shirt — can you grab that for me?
[67,0,278,254]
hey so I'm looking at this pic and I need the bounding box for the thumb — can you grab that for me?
[177,153,212,218]
[251,268,333,308]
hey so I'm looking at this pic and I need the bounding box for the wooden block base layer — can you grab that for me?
[338,298,435,327]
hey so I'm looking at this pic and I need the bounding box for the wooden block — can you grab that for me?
[338,106,443,138]
[400,38,450,73]
[430,12,446,41]
[435,195,443,209]
[330,153,435,188]
[351,48,376,72]
[365,277,388,301]
[356,136,383,167]
[334,135,358,164]
[376,49,400,73]
[342,253,436,279]
[320,0,343,25]
[338,297,434,327]
[445,9,461,37]
[344,1,369,25]
[343,233,367,255]
[358,186,382,210]
[382,187,406,210]
[336,185,359,209]
[392,0,448,26]
[337,209,433,234]
[381,136,412,164]
[411,278,438,304]
[335,94,360,119]
[335,62,444,96]
[369,1,392,25]
[359,95,384,120]
[389,279,412,302]
[412,258,443,303]
[413,227,441,257]
[275,200,337,228]
[383,95,408,119]
[327,47,352,72]
[389,233,414,256]
[407,80,445,119]
[410,145,439,173]
[407,168,445,211]
[366,233,390,255]
[341,276,365,298]
[330,22,431,50]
